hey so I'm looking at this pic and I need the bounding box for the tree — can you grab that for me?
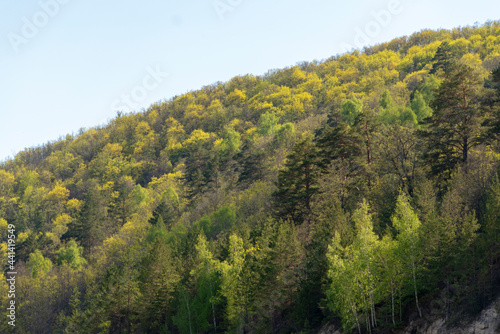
[327,201,379,333]
[149,196,177,228]
[315,108,365,210]
[27,249,53,278]
[236,138,270,186]
[420,63,489,180]
[485,65,500,140]
[273,137,321,225]
[376,235,401,326]
[64,179,109,250]
[102,264,142,333]
[141,240,180,332]
[316,107,363,168]
[430,41,457,75]
[341,98,363,126]
[191,233,220,333]
[373,124,419,195]
[411,90,433,122]
[266,222,305,330]
[182,130,217,201]
[258,111,280,136]
[193,206,237,240]
[109,176,141,226]
[434,185,480,318]
[327,232,362,334]
[57,239,87,269]
[392,193,423,318]
[378,90,400,125]
[483,175,500,298]
[217,234,247,333]
[354,106,378,187]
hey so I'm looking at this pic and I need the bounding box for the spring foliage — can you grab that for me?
[1,21,500,333]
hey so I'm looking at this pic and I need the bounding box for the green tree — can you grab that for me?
[218,234,247,333]
[236,138,270,186]
[103,265,142,333]
[187,233,221,333]
[376,235,401,326]
[141,240,180,332]
[411,90,433,122]
[258,111,280,136]
[373,124,420,194]
[56,239,87,269]
[274,137,321,225]
[266,222,304,330]
[316,108,362,168]
[326,201,379,333]
[430,41,457,75]
[485,65,500,139]
[378,90,399,125]
[315,109,364,209]
[420,63,489,179]
[483,175,500,298]
[341,98,363,126]
[392,193,423,318]
[354,105,378,187]
[27,249,53,278]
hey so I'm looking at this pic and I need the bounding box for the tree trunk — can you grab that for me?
[183,291,193,334]
[370,292,377,328]
[463,137,468,163]
[412,258,422,318]
[391,282,396,326]
[353,306,362,334]
[365,122,372,187]
[208,267,217,332]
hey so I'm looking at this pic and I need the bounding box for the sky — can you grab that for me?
[0,0,499,162]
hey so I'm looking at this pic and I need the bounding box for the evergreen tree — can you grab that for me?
[273,137,321,225]
[149,199,176,228]
[316,108,363,168]
[141,240,180,332]
[236,139,269,186]
[420,63,488,180]
[485,66,500,139]
[483,175,500,298]
[430,41,457,75]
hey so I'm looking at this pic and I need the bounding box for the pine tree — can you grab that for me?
[273,137,321,225]
[141,240,180,332]
[430,41,457,75]
[485,66,500,139]
[149,200,176,228]
[315,109,363,168]
[481,175,500,299]
[420,63,488,180]
[236,139,269,186]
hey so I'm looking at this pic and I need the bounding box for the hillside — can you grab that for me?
[1,21,500,333]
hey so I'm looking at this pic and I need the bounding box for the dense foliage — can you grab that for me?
[2,21,500,333]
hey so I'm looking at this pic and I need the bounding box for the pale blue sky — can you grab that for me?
[1,0,499,161]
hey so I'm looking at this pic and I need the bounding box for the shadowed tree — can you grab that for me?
[420,63,489,181]
[273,137,321,225]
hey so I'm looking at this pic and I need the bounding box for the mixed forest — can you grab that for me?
[2,21,500,334]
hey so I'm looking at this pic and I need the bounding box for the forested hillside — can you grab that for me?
[2,21,500,334]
